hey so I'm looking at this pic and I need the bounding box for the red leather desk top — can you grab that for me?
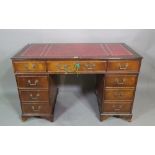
[13,43,141,59]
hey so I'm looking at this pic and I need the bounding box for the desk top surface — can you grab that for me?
[12,43,142,60]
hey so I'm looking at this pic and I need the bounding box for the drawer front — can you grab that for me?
[102,102,131,113]
[19,90,49,102]
[107,60,140,72]
[16,76,48,88]
[22,104,51,114]
[13,61,46,73]
[104,89,135,101]
[105,75,137,87]
[47,61,106,73]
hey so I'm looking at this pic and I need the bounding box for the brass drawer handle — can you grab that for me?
[84,63,96,70]
[112,105,122,111]
[115,78,126,85]
[114,108,121,111]
[32,105,41,112]
[27,80,39,86]
[114,92,123,97]
[119,63,128,70]
[24,64,37,70]
[56,64,70,72]
[29,93,40,100]
[112,105,122,108]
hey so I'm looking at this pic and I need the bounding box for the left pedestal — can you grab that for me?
[12,60,58,122]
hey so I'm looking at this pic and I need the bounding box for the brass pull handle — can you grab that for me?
[112,105,122,108]
[27,80,39,86]
[119,63,128,70]
[29,93,40,100]
[115,78,125,85]
[84,63,96,70]
[24,64,36,70]
[114,108,121,111]
[113,105,122,111]
[114,92,123,97]
[56,64,69,72]
[56,64,68,70]
[32,106,41,112]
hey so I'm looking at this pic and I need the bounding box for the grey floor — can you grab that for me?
[0,59,155,126]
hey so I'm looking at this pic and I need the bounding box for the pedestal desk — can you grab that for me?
[11,43,142,122]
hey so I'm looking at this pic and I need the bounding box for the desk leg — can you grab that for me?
[100,115,132,122]
[119,115,132,122]
[100,115,110,121]
[22,115,54,122]
[22,116,28,122]
[44,115,54,122]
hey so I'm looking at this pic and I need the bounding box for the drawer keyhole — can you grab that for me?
[74,63,80,73]
[56,64,70,73]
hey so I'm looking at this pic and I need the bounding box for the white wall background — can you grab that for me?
[0,29,155,126]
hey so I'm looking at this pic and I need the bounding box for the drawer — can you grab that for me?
[13,61,46,73]
[19,90,49,102]
[104,88,135,101]
[16,75,48,88]
[105,74,137,87]
[107,60,140,72]
[22,104,51,114]
[47,61,106,73]
[102,102,132,113]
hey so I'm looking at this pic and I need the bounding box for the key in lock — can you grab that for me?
[75,63,80,77]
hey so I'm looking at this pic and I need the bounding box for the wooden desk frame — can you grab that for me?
[11,43,142,122]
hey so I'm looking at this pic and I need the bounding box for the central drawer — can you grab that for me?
[16,75,49,88]
[19,90,49,102]
[104,88,135,101]
[47,60,107,73]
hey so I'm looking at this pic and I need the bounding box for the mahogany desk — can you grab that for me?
[11,43,142,122]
